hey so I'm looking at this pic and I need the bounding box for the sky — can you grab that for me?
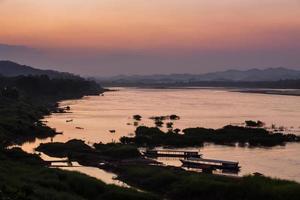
[0,0,300,76]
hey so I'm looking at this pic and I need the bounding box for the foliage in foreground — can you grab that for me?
[117,164,300,200]
[0,149,158,200]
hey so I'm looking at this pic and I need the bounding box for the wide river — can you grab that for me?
[21,87,300,183]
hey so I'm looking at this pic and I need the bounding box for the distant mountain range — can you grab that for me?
[1,60,299,84]
[98,68,300,83]
[0,60,78,79]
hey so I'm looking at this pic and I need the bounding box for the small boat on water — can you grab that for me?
[180,157,240,171]
[109,130,116,133]
[75,127,84,130]
[66,119,73,123]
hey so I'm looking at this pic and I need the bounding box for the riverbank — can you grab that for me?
[237,89,300,96]
[3,82,300,200]
[0,148,157,200]
[0,75,159,200]
[31,87,300,182]
[34,139,300,200]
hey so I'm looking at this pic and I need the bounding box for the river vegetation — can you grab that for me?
[2,73,300,200]
[36,140,142,161]
[0,75,159,200]
[149,115,180,128]
[120,125,300,147]
[116,164,300,200]
[245,120,265,127]
[35,138,300,200]
[0,148,158,200]
[133,115,142,121]
[0,75,103,146]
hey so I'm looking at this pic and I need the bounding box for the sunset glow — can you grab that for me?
[1,0,299,49]
[0,0,299,75]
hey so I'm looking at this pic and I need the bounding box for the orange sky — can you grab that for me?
[1,0,300,50]
[0,0,300,75]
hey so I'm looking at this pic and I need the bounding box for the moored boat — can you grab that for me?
[180,157,240,171]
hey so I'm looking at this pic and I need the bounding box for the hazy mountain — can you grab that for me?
[0,60,79,79]
[98,67,300,83]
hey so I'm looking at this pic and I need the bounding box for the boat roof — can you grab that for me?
[146,149,199,153]
[187,158,238,165]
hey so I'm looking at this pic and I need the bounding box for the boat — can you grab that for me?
[180,157,240,171]
[142,149,202,158]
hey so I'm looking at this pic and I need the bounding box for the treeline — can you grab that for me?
[100,79,300,89]
[0,75,103,146]
[120,125,300,147]
[0,75,102,101]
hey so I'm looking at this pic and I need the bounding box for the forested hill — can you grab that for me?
[0,75,103,100]
[0,60,78,79]
[0,75,103,146]
[98,67,300,83]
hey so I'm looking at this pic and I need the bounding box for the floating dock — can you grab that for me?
[142,149,202,158]
[180,157,240,171]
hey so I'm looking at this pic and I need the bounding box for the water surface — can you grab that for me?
[21,88,300,182]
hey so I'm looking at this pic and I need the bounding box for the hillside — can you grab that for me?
[98,67,300,84]
[0,60,78,79]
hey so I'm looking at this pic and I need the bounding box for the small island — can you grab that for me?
[120,124,300,147]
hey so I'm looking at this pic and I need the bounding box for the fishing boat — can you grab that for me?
[180,157,240,171]
[142,149,202,158]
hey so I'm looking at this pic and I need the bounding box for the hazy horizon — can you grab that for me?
[1,0,300,76]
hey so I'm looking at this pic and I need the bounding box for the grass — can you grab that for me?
[0,149,158,200]
[117,164,300,200]
[0,75,159,200]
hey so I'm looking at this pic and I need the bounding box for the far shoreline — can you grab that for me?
[106,86,300,97]
[235,89,300,96]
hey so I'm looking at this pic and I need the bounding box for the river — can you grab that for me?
[20,87,300,183]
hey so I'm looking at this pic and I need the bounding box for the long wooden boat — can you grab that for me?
[142,149,202,158]
[180,157,240,171]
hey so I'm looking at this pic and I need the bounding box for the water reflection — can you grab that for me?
[20,87,300,183]
[150,143,300,182]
